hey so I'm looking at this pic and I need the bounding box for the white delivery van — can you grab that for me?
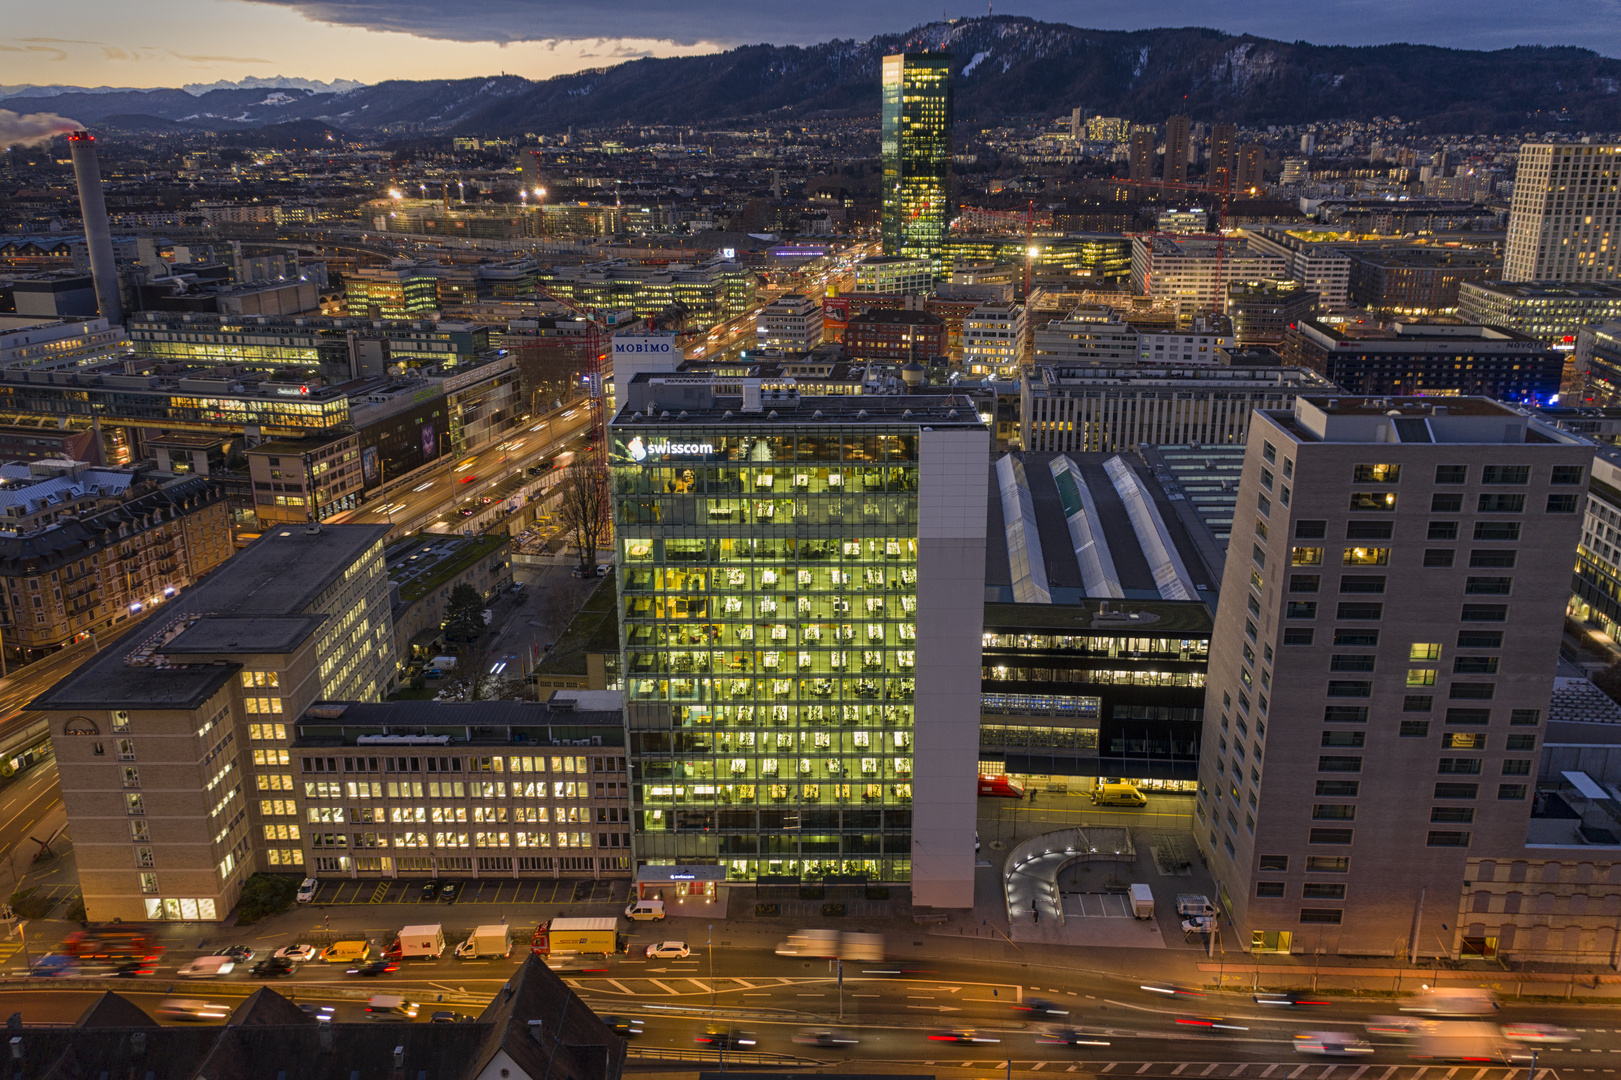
[624,899,665,921]
[1129,883,1155,919]
[455,925,512,959]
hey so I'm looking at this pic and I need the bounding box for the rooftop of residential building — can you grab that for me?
[1269,395,1585,446]
[30,523,390,711]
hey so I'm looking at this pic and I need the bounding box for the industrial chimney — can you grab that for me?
[66,130,122,325]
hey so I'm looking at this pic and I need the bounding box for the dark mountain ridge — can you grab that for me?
[7,17,1618,136]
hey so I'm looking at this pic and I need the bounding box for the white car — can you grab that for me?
[296,878,318,903]
[274,944,319,962]
[645,941,690,958]
[1294,1032,1375,1056]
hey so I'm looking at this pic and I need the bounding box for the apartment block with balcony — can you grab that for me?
[0,473,232,664]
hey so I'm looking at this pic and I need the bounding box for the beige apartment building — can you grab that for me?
[1195,397,1591,957]
[33,524,395,922]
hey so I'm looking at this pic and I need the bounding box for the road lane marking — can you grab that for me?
[1201,1067,1219,1076]
[1261,1066,1280,1077]
[1287,1068,1309,1079]
[646,979,679,994]
[1137,1065,1153,1074]
[1172,1066,1189,1075]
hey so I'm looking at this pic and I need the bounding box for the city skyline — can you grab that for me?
[5,0,1621,90]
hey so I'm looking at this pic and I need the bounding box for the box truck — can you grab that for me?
[532,917,618,956]
[456,925,512,959]
[386,924,446,959]
[1130,883,1155,919]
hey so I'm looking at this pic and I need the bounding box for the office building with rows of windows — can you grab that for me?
[33,524,395,922]
[609,375,988,909]
[1196,397,1590,957]
[881,53,953,270]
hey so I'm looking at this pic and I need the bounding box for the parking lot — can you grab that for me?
[305,877,627,907]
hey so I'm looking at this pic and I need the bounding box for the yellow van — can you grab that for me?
[1091,782,1148,807]
[321,940,370,963]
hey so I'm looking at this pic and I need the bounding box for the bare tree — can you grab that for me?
[556,463,610,574]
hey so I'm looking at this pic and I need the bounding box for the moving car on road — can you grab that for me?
[214,945,256,963]
[793,1030,858,1047]
[250,957,299,978]
[1295,1032,1375,1056]
[348,959,399,976]
[1501,1024,1576,1045]
[1255,991,1331,1007]
[929,1030,1000,1044]
[274,944,318,962]
[645,941,690,958]
[155,999,230,1021]
[695,1028,756,1050]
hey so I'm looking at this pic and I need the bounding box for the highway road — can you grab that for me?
[331,405,595,537]
[9,935,1620,1077]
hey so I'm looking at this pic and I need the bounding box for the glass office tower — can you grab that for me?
[610,384,986,905]
[882,52,954,270]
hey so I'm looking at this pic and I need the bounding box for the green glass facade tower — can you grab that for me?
[882,52,954,270]
[610,379,988,908]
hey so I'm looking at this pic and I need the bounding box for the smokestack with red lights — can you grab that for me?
[66,130,122,325]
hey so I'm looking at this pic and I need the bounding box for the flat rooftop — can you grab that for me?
[1266,395,1586,447]
[1297,317,1528,344]
[30,523,391,711]
[614,380,986,428]
[294,699,624,747]
[1465,281,1621,300]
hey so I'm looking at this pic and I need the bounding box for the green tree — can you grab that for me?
[443,583,486,641]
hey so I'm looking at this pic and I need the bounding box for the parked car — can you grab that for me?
[645,941,690,958]
[296,878,318,903]
[439,880,463,903]
[419,881,439,901]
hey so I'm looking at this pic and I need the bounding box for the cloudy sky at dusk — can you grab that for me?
[4,0,1619,90]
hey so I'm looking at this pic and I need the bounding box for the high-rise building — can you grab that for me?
[1195,396,1589,957]
[1210,124,1239,191]
[610,376,989,909]
[1236,143,1266,191]
[881,52,953,268]
[1129,130,1156,184]
[33,525,396,922]
[1505,143,1621,283]
[1164,115,1192,185]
